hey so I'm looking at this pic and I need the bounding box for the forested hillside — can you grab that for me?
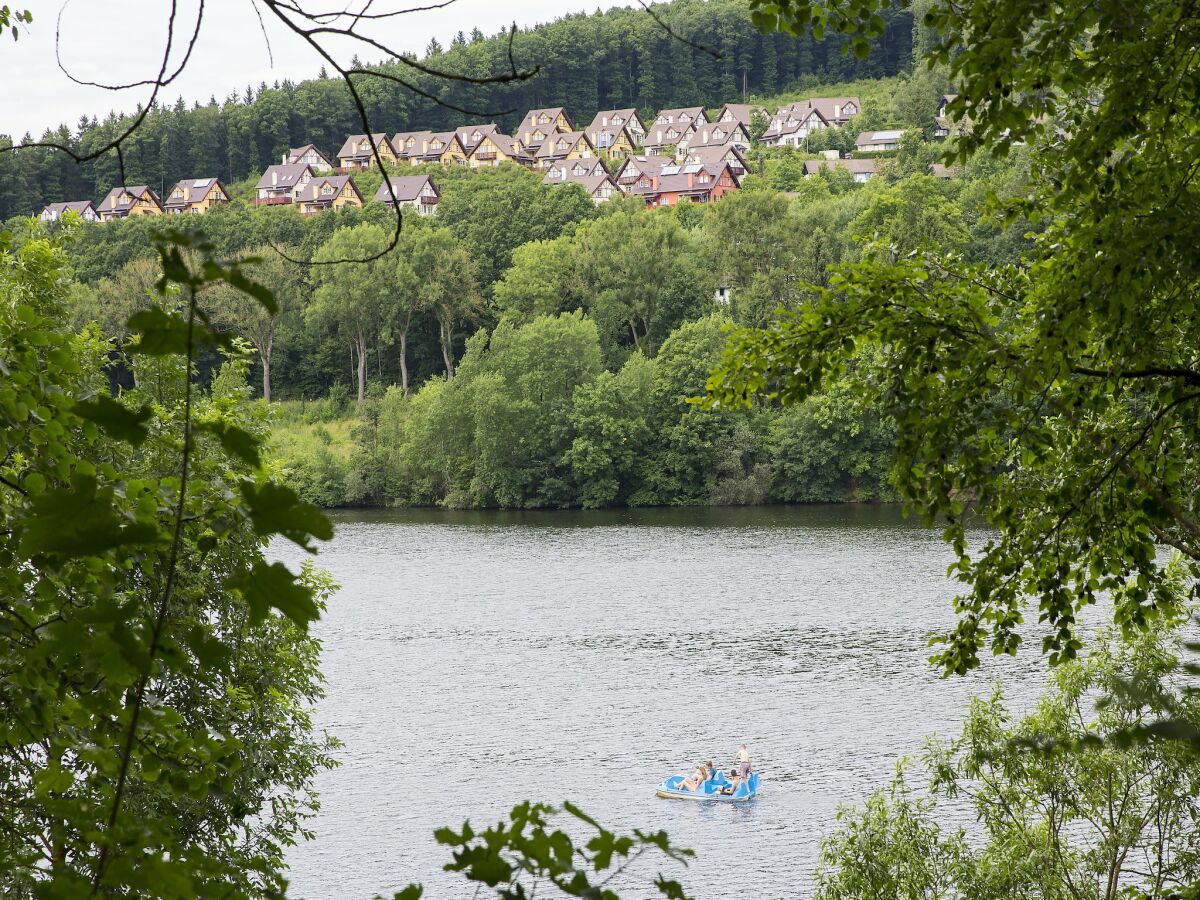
[0,0,912,217]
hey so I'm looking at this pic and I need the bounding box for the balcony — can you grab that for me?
[253,196,294,206]
[474,151,497,161]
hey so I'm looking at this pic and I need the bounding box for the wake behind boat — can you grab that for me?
[656,768,760,802]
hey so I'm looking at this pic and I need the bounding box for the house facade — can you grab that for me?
[295,175,363,215]
[545,157,607,181]
[96,186,162,221]
[802,158,876,183]
[761,104,829,147]
[585,109,645,156]
[613,154,670,191]
[715,103,765,129]
[684,121,751,153]
[163,178,229,214]
[373,175,439,215]
[626,160,740,206]
[544,170,619,204]
[285,144,334,172]
[39,201,98,223]
[404,132,468,166]
[855,129,904,152]
[455,123,500,154]
[466,132,531,168]
[685,144,749,177]
[517,107,573,153]
[534,131,596,169]
[254,163,314,205]
[337,133,397,169]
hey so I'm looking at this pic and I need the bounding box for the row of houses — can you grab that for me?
[40,94,957,222]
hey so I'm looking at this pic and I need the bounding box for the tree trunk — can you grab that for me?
[440,318,455,379]
[355,331,367,402]
[261,332,273,403]
[398,329,409,395]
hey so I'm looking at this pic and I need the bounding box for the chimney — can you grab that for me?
[282,152,287,164]
[687,171,694,188]
[271,170,278,186]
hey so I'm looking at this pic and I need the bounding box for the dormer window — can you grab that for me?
[322,184,334,195]
[539,114,550,124]
[714,128,725,139]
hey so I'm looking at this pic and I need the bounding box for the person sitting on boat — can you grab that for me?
[679,761,710,792]
[722,744,752,795]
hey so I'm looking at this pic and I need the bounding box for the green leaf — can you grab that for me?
[227,560,320,627]
[19,474,163,557]
[240,480,332,550]
[73,395,152,446]
[391,887,424,900]
[195,420,262,468]
[126,307,192,356]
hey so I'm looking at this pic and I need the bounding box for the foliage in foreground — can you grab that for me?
[816,608,1200,900]
[0,224,689,898]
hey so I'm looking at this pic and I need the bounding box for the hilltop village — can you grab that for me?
[37,95,956,223]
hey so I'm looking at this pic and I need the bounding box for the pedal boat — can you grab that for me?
[656,769,760,802]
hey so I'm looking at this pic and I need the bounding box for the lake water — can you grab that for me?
[275,505,1052,899]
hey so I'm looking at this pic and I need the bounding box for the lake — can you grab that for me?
[275,505,1052,899]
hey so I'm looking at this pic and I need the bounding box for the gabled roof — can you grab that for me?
[614,154,672,181]
[392,130,433,156]
[337,132,390,159]
[856,129,904,146]
[802,158,877,176]
[164,177,227,208]
[685,144,748,168]
[407,131,465,159]
[295,175,362,204]
[764,106,829,138]
[643,119,698,147]
[686,122,750,149]
[42,200,96,216]
[551,172,618,196]
[586,108,646,134]
[522,107,572,128]
[455,123,500,149]
[255,163,313,190]
[545,156,607,180]
[627,160,737,197]
[535,130,594,160]
[470,131,530,162]
[287,143,334,167]
[653,106,707,125]
[803,97,861,121]
[373,174,438,204]
[96,185,161,213]
[716,103,764,127]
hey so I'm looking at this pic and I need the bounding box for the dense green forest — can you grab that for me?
[6,62,1022,511]
[0,0,913,219]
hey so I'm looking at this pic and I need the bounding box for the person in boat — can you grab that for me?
[679,761,710,792]
[722,744,752,795]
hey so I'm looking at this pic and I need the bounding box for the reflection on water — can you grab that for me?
[275,505,1050,899]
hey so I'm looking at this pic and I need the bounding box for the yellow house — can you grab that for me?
[534,131,597,170]
[336,133,397,169]
[585,122,637,159]
[517,106,573,153]
[96,186,162,221]
[295,175,364,215]
[163,178,230,215]
[467,132,532,169]
[404,131,467,167]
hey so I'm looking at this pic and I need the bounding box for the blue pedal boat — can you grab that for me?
[656,769,760,802]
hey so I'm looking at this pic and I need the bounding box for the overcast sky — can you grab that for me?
[2,0,636,138]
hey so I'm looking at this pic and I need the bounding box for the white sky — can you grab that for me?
[2,0,636,138]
